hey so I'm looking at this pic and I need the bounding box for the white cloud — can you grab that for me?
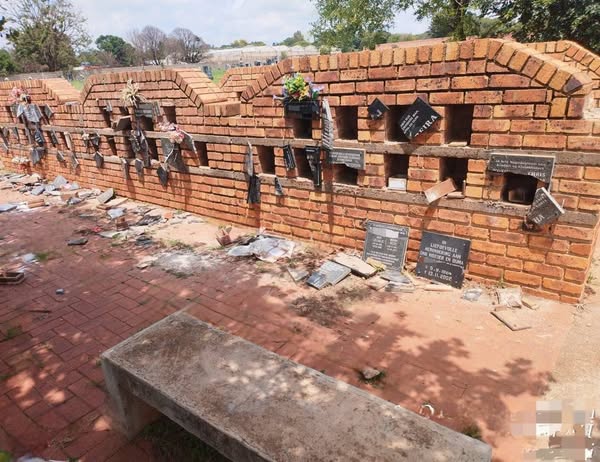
[71,0,428,46]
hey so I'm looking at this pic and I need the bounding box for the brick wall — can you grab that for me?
[1,38,599,303]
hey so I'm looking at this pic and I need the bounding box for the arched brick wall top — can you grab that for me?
[0,78,79,105]
[240,38,594,103]
[219,65,275,94]
[80,68,236,109]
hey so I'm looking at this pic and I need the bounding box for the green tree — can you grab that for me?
[311,0,400,51]
[96,34,135,66]
[490,0,600,53]
[1,0,90,71]
[279,30,310,47]
[0,49,18,76]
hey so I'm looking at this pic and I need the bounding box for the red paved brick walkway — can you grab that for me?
[0,193,580,461]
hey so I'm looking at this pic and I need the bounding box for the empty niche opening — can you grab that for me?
[147,138,159,160]
[137,116,154,131]
[502,173,539,205]
[333,164,358,185]
[293,148,312,179]
[163,105,177,124]
[292,118,312,139]
[194,141,209,167]
[385,154,409,190]
[385,106,410,142]
[102,108,112,128]
[440,157,468,191]
[107,137,117,156]
[445,105,474,144]
[335,106,358,140]
[257,145,275,174]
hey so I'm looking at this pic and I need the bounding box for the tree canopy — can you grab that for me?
[96,34,136,66]
[129,26,166,65]
[1,0,90,71]
[168,28,209,63]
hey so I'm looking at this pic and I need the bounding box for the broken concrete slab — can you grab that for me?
[96,188,115,205]
[98,197,128,210]
[0,204,17,213]
[52,175,67,188]
[492,309,533,331]
[333,253,377,277]
[367,276,388,290]
[496,287,522,308]
[30,185,45,196]
[287,266,309,282]
[102,311,492,461]
[67,237,88,246]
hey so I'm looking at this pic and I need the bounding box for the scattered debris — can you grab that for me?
[136,214,161,227]
[0,203,17,213]
[67,237,88,246]
[367,276,388,291]
[228,236,295,263]
[30,185,45,196]
[522,295,540,311]
[424,178,457,204]
[361,367,381,380]
[0,271,25,285]
[287,266,309,282]
[462,287,483,302]
[496,287,522,308]
[307,261,351,289]
[55,288,65,295]
[22,253,38,263]
[27,198,46,208]
[385,280,415,293]
[419,403,436,418]
[136,256,157,269]
[491,309,533,331]
[98,197,128,210]
[52,175,68,188]
[333,253,376,277]
[365,257,386,271]
[424,284,455,292]
[96,188,115,205]
[107,208,125,220]
[380,270,410,283]
[216,225,233,246]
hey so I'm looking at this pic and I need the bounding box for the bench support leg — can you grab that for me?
[102,360,160,438]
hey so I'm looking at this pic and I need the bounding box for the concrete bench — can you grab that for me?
[101,311,492,461]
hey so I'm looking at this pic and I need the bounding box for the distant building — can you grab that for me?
[205,45,322,68]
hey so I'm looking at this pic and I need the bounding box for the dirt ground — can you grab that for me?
[1,173,599,461]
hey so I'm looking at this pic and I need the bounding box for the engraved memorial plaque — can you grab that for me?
[526,188,565,226]
[488,153,554,183]
[367,98,389,120]
[399,97,441,140]
[363,221,410,271]
[328,147,365,170]
[416,231,471,288]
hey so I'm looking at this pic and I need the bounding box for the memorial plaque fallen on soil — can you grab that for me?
[525,188,565,226]
[416,231,471,288]
[488,153,554,183]
[307,261,351,289]
[328,147,365,170]
[363,221,409,271]
[398,97,441,140]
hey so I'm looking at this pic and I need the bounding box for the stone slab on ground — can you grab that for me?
[333,253,377,277]
[491,308,534,331]
[102,311,492,462]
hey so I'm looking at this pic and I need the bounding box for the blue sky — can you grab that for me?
[72,0,429,47]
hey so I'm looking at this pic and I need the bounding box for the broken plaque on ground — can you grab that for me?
[488,153,554,183]
[416,231,471,288]
[525,188,565,226]
[307,261,351,290]
[398,97,441,140]
[363,221,409,271]
[328,147,365,170]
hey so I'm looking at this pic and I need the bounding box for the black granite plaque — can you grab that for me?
[306,272,328,289]
[94,152,104,168]
[283,145,296,170]
[416,231,471,288]
[328,147,365,170]
[274,177,284,196]
[12,127,20,143]
[398,97,441,140]
[247,174,261,204]
[363,221,410,271]
[157,164,169,187]
[56,151,66,163]
[135,158,144,176]
[367,98,389,120]
[34,128,45,146]
[49,130,58,146]
[488,153,554,183]
[305,146,322,188]
[526,188,565,226]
